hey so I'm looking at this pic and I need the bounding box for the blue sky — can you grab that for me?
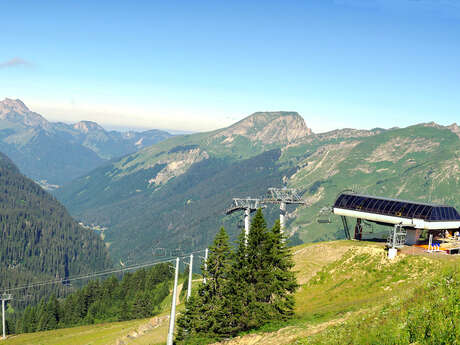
[1,0,459,132]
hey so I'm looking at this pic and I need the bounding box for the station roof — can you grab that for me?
[333,192,460,222]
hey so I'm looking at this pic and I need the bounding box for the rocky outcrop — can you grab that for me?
[215,111,311,145]
[148,148,209,186]
[448,123,460,138]
[316,128,383,141]
[0,98,50,129]
[73,120,106,134]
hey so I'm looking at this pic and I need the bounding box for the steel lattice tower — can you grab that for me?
[262,188,306,232]
[225,198,263,238]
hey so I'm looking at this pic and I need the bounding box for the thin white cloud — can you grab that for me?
[0,57,32,69]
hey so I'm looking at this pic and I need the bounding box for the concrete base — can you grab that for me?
[388,248,397,260]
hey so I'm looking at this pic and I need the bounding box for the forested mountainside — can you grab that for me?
[0,98,172,186]
[0,151,111,297]
[4,263,172,336]
[55,112,460,264]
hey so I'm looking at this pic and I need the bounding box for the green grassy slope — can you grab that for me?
[7,240,454,345]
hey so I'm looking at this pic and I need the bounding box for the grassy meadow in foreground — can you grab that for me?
[5,240,457,345]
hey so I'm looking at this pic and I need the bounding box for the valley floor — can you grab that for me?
[5,240,455,345]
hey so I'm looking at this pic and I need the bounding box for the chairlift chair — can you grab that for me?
[317,207,332,224]
[152,247,167,257]
[171,248,182,257]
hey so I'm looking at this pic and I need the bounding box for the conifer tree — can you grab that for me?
[265,220,298,320]
[243,208,275,327]
[176,227,233,343]
[225,227,252,334]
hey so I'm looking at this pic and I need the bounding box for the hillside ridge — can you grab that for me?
[0,151,111,302]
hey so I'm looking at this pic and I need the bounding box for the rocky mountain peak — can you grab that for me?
[73,120,105,134]
[0,98,30,114]
[0,98,49,129]
[216,111,312,145]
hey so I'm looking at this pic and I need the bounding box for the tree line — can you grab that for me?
[1,263,173,335]
[176,209,298,344]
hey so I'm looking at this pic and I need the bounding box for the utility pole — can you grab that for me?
[1,294,12,340]
[187,254,193,301]
[167,257,179,345]
[203,248,208,284]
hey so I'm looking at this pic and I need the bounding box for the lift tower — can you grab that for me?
[225,198,262,238]
[263,188,306,232]
[1,294,12,339]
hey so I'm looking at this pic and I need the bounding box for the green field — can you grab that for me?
[3,318,156,345]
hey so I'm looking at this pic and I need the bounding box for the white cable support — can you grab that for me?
[2,249,207,294]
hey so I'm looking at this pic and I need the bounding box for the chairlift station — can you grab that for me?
[333,191,460,253]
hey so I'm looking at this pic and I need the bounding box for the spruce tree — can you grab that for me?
[243,208,275,327]
[176,214,298,343]
[176,227,233,343]
[266,220,298,320]
[226,227,251,334]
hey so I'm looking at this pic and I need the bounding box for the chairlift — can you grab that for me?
[16,294,33,302]
[61,278,72,287]
[171,248,182,257]
[317,207,332,224]
[152,247,167,257]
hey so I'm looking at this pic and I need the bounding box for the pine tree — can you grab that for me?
[242,208,274,327]
[45,294,60,329]
[176,227,233,343]
[225,228,252,334]
[265,220,298,320]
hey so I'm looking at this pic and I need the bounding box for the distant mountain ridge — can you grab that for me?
[55,114,460,264]
[0,98,173,185]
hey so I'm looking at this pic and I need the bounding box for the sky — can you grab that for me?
[1,0,460,133]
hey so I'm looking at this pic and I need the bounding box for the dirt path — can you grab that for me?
[209,313,352,345]
[176,283,183,305]
[113,316,169,345]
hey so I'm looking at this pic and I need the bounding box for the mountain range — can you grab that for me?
[54,111,460,264]
[0,98,173,186]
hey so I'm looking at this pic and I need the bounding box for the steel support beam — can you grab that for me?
[167,258,179,345]
[280,202,286,232]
